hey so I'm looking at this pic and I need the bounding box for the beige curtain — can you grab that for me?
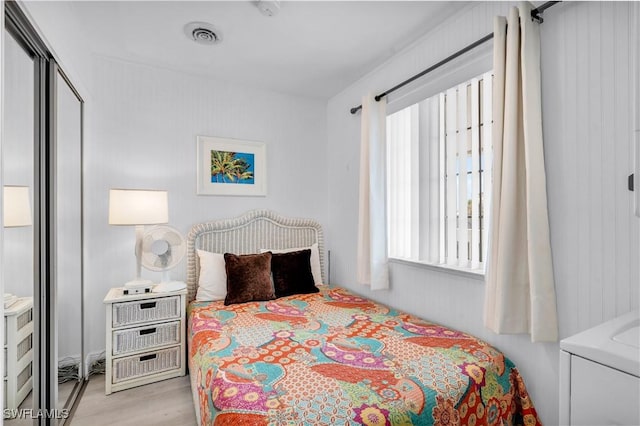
[357,94,390,290]
[484,5,558,342]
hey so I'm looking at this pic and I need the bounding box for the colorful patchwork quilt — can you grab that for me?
[188,286,540,425]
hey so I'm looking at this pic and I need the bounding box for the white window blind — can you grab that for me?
[387,71,492,272]
[386,105,419,259]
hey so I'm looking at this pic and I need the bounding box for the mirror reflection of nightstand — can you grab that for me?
[4,296,34,410]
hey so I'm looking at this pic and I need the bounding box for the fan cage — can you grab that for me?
[141,225,186,272]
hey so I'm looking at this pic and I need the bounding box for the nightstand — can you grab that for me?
[103,287,187,395]
[4,297,34,410]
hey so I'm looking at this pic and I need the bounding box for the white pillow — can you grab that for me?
[195,249,227,301]
[260,243,323,286]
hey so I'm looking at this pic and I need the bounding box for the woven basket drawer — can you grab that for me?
[112,296,181,327]
[112,321,181,356]
[17,334,33,362]
[17,362,31,391]
[17,308,32,331]
[112,346,181,383]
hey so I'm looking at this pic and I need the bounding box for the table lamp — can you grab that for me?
[3,186,32,228]
[3,185,32,308]
[108,188,168,289]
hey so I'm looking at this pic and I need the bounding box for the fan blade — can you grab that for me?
[164,231,183,246]
[155,253,171,268]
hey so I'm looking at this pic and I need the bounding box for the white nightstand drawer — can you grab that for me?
[17,362,32,390]
[112,346,181,383]
[17,334,33,362]
[112,295,181,327]
[15,362,32,409]
[112,320,181,355]
[4,302,32,346]
[16,308,32,331]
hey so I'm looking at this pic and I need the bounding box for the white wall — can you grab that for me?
[542,1,639,333]
[326,2,640,424]
[84,55,328,354]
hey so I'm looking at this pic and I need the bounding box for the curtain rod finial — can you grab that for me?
[531,11,544,23]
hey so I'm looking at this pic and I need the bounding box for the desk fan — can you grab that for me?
[141,225,187,293]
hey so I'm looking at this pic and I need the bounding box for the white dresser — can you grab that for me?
[4,297,34,410]
[560,310,640,426]
[103,287,187,395]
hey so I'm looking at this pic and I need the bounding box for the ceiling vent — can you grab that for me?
[184,22,223,45]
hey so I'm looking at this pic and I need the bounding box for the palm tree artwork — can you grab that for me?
[210,150,255,184]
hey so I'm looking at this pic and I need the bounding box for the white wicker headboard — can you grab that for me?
[186,210,325,302]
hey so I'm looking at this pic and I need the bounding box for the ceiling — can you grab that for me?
[61,1,468,99]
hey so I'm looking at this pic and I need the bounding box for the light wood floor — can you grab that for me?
[5,381,77,425]
[70,374,196,426]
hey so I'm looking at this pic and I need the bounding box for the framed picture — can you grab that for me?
[197,136,267,196]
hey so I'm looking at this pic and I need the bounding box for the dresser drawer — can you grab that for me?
[112,320,181,356]
[4,304,32,346]
[112,296,181,327]
[17,362,32,393]
[112,346,181,383]
[17,334,33,363]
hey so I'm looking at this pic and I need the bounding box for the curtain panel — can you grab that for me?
[484,5,559,342]
[357,94,390,291]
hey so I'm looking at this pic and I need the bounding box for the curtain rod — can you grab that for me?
[349,1,561,115]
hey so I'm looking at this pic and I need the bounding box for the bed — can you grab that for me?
[186,210,540,425]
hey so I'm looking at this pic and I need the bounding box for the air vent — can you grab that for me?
[184,22,223,45]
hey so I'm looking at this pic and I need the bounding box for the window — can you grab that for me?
[386,72,492,272]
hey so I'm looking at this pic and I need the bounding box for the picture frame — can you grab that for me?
[196,136,267,196]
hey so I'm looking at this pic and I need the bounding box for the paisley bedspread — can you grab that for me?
[188,286,540,425]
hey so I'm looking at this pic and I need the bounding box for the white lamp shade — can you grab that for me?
[3,186,32,228]
[108,189,168,225]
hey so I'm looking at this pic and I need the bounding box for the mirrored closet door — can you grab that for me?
[4,2,86,424]
[53,65,84,417]
[3,23,36,425]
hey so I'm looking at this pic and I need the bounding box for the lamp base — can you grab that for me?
[124,279,154,289]
[152,281,186,293]
[123,279,154,295]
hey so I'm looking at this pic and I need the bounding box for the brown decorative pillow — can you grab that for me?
[223,252,275,305]
[271,249,319,298]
